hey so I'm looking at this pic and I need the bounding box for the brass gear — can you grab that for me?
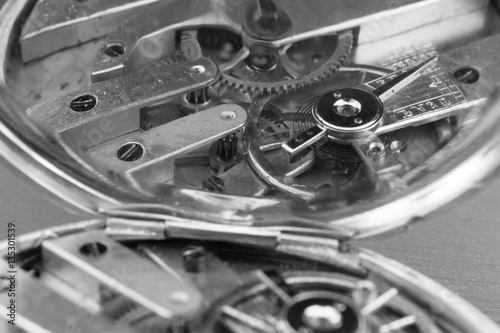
[220,30,354,95]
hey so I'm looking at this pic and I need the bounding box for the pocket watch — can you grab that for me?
[0,0,500,332]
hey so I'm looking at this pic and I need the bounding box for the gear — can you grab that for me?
[179,28,353,95]
[220,30,354,95]
[258,106,292,143]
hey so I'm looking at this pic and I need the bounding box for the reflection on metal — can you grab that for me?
[20,0,166,62]
[0,220,496,333]
[1,0,500,237]
[0,1,500,331]
[42,231,203,320]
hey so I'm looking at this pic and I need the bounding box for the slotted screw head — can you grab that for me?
[183,246,207,273]
[191,65,206,74]
[80,241,108,257]
[117,143,144,162]
[220,111,236,120]
[202,176,225,193]
[454,67,480,84]
[70,94,97,112]
[104,42,125,57]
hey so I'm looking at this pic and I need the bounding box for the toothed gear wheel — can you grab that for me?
[220,30,354,95]
[258,108,292,142]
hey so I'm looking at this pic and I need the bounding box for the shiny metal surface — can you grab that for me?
[0,0,496,232]
[0,258,134,333]
[1,217,498,332]
[1,0,499,239]
[42,231,204,320]
[20,0,167,62]
[2,163,496,325]
[0,0,500,331]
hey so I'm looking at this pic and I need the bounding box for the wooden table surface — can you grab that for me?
[1,160,499,324]
[362,178,500,324]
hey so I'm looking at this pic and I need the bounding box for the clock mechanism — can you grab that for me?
[1,0,500,332]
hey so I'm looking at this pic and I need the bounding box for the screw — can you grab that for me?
[333,98,362,117]
[182,246,207,273]
[354,117,363,124]
[104,42,125,57]
[220,110,236,120]
[70,94,97,112]
[370,142,384,154]
[366,142,386,161]
[454,67,480,84]
[117,143,144,162]
[334,91,342,99]
[191,65,206,74]
[202,176,225,193]
[80,241,108,257]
